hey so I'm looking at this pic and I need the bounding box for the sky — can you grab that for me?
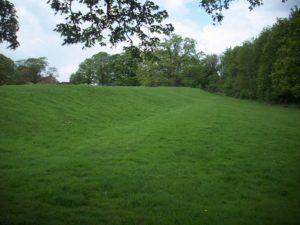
[0,0,299,82]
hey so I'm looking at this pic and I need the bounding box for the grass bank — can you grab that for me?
[1,85,300,225]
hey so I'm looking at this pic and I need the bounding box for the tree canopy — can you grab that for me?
[0,53,15,84]
[0,0,19,49]
[47,0,174,50]
[0,55,59,85]
[68,8,300,103]
[15,57,48,84]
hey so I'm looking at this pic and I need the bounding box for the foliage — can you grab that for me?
[137,34,201,86]
[70,8,300,104]
[220,7,300,103]
[47,0,174,51]
[135,35,222,89]
[270,8,300,102]
[0,0,19,49]
[109,51,140,86]
[0,53,15,85]
[0,54,57,85]
[70,58,95,84]
[15,57,49,84]
[70,50,140,85]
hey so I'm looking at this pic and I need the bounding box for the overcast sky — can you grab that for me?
[0,0,299,82]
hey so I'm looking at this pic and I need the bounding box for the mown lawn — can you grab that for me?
[0,85,300,225]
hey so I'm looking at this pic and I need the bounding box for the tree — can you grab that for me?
[270,8,300,102]
[47,0,174,51]
[0,0,19,49]
[70,58,95,84]
[70,50,141,86]
[15,57,49,84]
[91,52,112,85]
[219,7,300,103]
[0,53,15,84]
[70,52,115,85]
[137,34,199,86]
[200,54,221,91]
[110,51,141,86]
[46,67,59,78]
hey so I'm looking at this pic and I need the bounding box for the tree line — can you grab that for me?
[70,34,221,89]
[70,8,300,103]
[0,56,58,85]
[221,7,300,103]
[1,8,299,103]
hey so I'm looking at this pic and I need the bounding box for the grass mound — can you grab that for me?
[1,85,300,225]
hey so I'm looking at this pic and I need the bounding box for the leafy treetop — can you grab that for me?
[47,0,174,51]
[0,0,19,49]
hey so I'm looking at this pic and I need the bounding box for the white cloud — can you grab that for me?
[154,0,194,16]
[170,0,300,54]
[58,64,78,82]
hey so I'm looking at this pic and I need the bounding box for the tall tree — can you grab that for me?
[109,51,141,86]
[137,34,199,86]
[70,50,141,86]
[0,53,15,84]
[270,8,300,102]
[91,52,112,85]
[220,7,300,103]
[70,58,95,84]
[0,0,19,49]
[15,57,49,84]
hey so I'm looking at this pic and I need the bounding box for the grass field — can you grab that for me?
[0,85,300,225]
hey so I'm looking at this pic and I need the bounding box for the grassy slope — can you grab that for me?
[0,85,300,225]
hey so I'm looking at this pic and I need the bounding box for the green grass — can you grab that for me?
[0,85,300,225]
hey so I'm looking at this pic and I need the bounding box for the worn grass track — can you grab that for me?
[0,85,300,225]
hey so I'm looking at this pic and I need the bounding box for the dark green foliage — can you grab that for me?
[47,0,174,50]
[109,51,140,86]
[70,58,96,85]
[136,35,221,90]
[221,43,257,99]
[0,0,19,49]
[0,53,15,85]
[0,54,56,86]
[198,54,220,91]
[71,34,220,90]
[71,8,300,104]
[0,57,60,85]
[137,34,208,87]
[270,8,300,102]
[15,57,49,84]
[220,8,300,103]
[1,85,300,225]
[70,50,140,86]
